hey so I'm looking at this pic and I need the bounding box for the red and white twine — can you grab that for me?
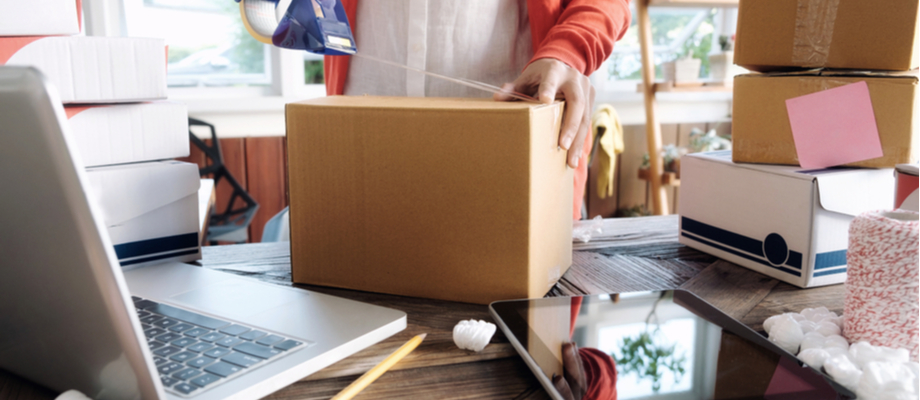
[844,210,919,361]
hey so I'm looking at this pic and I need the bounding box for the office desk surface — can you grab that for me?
[1,215,845,399]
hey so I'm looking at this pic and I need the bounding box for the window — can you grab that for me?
[596,5,737,93]
[113,0,324,101]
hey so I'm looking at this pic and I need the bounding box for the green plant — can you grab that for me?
[688,127,731,153]
[614,293,687,392]
[641,144,685,172]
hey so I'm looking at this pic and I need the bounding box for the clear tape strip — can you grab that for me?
[791,0,840,67]
[354,54,539,103]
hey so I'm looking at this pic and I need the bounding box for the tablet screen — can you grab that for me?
[490,290,850,400]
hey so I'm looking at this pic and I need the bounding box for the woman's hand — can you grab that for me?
[494,58,596,169]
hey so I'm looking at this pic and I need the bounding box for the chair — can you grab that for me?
[188,118,259,244]
[260,206,290,242]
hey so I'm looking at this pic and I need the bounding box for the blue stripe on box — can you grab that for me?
[814,267,847,277]
[120,249,200,266]
[681,231,802,277]
[814,250,847,270]
[114,233,199,260]
[681,217,764,257]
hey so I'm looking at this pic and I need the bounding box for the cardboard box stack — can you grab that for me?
[680,0,916,287]
[2,0,201,267]
[286,96,573,304]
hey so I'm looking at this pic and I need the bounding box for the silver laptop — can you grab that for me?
[0,66,407,400]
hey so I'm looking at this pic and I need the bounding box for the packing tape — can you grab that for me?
[797,76,850,94]
[843,209,919,361]
[791,0,840,67]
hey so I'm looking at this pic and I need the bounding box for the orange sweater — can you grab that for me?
[324,0,631,219]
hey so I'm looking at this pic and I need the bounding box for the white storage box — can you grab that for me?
[85,161,201,267]
[65,102,189,167]
[0,36,166,103]
[0,0,81,36]
[679,151,895,287]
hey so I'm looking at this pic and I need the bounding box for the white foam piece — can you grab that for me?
[768,314,804,354]
[824,354,863,392]
[856,362,917,400]
[799,348,831,369]
[453,319,496,352]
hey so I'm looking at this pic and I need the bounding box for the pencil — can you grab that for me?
[330,333,427,400]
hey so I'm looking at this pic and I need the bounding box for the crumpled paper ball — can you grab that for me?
[453,319,496,352]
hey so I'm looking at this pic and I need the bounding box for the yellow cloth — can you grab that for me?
[591,104,624,199]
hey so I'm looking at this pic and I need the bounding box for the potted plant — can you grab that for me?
[709,35,746,86]
[662,56,702,85]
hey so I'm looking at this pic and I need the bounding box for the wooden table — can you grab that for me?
[0,216,845,399]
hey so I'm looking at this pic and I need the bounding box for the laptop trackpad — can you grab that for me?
[169,279,308,321]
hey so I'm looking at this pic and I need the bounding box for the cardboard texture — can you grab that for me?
[734,0,920,71]
[0,0,82,36]
[65,102,189,167]
[732,71,918,168]
[286,96,573,305]
[679,151,895,288]
[0,36,167,103]
[85,161,201,267]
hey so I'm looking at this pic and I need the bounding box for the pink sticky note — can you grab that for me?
[785,81,883,169]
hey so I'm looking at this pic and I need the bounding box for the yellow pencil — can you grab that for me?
[330,333,427,400]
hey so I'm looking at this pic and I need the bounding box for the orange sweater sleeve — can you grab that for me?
[528,0,632,76]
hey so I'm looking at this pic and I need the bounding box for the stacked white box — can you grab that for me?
[0,3,200,266]
[0,0,82,36]
[85,161,201,267]
[1,36,167,103]
[679,151,895,287]
[65,102,189,167]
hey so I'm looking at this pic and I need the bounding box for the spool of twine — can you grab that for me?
[844,210,919,361]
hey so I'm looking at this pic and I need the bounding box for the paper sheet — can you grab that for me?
[785,81,883,169]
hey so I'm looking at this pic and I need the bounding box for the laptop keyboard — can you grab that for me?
[132,296,308,397]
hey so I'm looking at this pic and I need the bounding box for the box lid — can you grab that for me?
[687,152,895,216]
[85,161,200,225]
[813,169,896,216]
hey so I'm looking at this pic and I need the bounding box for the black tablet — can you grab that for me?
[489,290,852,400]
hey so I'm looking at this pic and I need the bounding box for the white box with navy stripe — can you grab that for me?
[678,151,895,288]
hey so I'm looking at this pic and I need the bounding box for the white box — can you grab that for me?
[1,36,166,103]
[678,151,895,287]
[65,102,189,167]
[0,0,81,36]
[85,161,201,267]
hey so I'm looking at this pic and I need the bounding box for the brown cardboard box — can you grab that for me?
[732,71,919,168]
[734,0,920,72]
[285,96,573,305]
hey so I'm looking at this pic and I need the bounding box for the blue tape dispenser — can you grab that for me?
[236,0,356,55]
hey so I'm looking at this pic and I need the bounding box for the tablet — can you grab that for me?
[490,290,852,400]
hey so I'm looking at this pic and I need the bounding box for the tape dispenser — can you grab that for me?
[236,0,356,55]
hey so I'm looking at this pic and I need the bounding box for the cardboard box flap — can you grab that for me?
[86,161,200,226]
[814,169,896,216]
[740,70,919,81]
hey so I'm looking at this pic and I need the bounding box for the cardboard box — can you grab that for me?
[679,151,895,287]
[85,161,201,267]
[286,96,573,305]
[732,71,919,168]
[734,0,920,71]
[66,102,189,167]
[0,36,167,103]
[0,0,82,36]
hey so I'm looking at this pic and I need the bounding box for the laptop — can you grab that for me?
[0,66,407,399]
